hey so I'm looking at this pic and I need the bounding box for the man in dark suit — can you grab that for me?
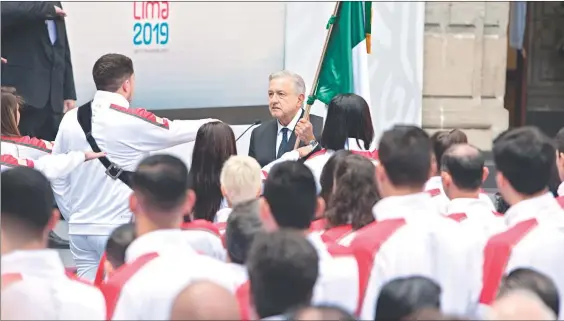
[248,70,324,167]
[1,1,76,141]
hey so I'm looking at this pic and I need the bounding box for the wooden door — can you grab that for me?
[525,2,564,136]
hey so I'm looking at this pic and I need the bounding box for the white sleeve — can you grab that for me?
[261,150,300,175]
[110,107,217,152]
[34,151,85,181]
[50,125,73,220]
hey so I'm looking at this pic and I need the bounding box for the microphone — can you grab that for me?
[236,120,261,141]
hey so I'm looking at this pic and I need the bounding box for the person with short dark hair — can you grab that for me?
[247,230,319,319]
[261,161,359,313]
[224,199,265,285]
[101,223,136,279]
[317,154,379,243]
[441,144,505,237]
[100,154,238,320]
[426,129,494,213]
[478,127,564,318]
[342,125,479,319]
[498,268,560,317]
[51,53,221,281]
[375,276,442,321]
[1,167,105,319]
[261,93,378,190]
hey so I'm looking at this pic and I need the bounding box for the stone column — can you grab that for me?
[422,2,510,150]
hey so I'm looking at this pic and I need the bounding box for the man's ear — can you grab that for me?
[495,172,505,190]
[183,190,196,215]
[441,171,452,187]
[482,166,490,183]
[47,209,60,232]
[297,93,305,108]
[315,196,326,219]
[129,193,138,214]
[258,197,278,232]
[220,185,228,199]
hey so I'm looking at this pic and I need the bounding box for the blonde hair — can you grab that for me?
[220,156,262,205]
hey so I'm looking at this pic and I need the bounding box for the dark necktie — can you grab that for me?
[277,128,289,159]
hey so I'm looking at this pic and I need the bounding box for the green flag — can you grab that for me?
[312,1,372,106]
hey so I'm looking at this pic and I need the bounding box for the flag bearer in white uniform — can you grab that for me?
[441,144,505,238]
[341,125,480,319]
[260,161,359,314]
[52,53,219,281]
[1,167,105,319]
[101,155,237,320]
[476,126,564,319]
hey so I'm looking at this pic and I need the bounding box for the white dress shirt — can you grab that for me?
[275,109,302,155]
[46,20,57,45]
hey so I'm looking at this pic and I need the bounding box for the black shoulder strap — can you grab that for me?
[77,101,133,188]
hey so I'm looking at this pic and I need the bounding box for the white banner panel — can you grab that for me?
[63,1,286,109]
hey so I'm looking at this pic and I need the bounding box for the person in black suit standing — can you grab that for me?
[248,70,324,167]
[1,1,76,141]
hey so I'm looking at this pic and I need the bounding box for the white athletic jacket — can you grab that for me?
[52,90,216,236]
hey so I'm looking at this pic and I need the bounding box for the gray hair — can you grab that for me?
[269,70,306,96]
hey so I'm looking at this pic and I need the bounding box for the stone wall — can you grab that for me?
[423,2,510,150]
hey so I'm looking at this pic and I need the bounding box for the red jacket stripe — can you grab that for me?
[556,196,564,209]
[109,104,170,129]
[1,135,53,153]
[309,218,327,232]
[320,224,353,244]
[1,155,34,168]
[349,219,407,315]
[426,188,441,197]
[94,252,107,287]
[1,272,23,289]
[100,252,159,320]
[181,219,222,238]
[447,213,468,222]
[236,281,252,321]
[478,218,538,305]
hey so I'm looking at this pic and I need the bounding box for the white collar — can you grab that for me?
[373,192,437,221]
[277,109,303,134]
[344,138,369,151]
[306,232,331,260]
[446,197,493,215]
[2,249,65,277]
[424,176,443,192]
[504,192,563,227]
[558,182,564,197]
[93,90,130,108]
[126,229,196,262]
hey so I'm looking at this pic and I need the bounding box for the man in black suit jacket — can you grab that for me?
[248,70,324,167]
[1,1,76,141]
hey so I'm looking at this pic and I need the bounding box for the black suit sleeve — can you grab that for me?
[248,127,257,158]
[61,17,76,100]
[1,2,58,28]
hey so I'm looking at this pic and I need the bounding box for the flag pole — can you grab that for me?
[293,1,342,150]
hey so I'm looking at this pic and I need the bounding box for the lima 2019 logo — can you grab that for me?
[133,1,169,50]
